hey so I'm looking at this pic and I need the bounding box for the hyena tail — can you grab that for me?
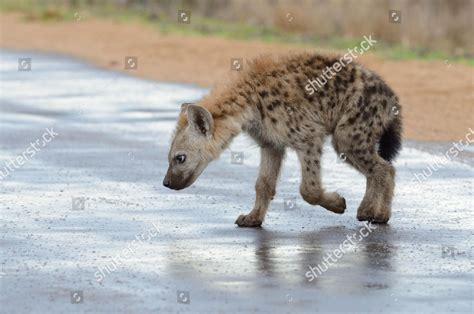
[378,115,402,162]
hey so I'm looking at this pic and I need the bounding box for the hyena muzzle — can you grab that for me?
[163,53,402,227]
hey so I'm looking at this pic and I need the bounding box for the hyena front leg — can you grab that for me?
[296,146,346,214]
[235,146,285,227]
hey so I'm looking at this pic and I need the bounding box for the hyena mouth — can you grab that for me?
[163,173,194,190]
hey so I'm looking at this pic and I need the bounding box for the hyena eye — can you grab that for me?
[175,154,186,164]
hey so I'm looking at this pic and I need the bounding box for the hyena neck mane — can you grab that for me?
[179,78,258,160]
[204,82,256,158]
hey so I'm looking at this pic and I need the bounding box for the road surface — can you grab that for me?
[0,49,472,313]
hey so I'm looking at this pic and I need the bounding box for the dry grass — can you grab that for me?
[181,0,473,57]
[2,0,472,56]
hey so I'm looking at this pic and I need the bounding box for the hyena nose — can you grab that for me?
[163,178,170,188]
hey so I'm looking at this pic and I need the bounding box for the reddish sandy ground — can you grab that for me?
[1,13,472,141]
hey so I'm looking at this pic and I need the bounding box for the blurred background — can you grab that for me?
[2,0,473,58]
[0,0,473,141]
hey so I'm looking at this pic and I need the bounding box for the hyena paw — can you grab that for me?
[325,192,346,214]
[372,210,391,224]
[356,206,375,222]
[235,213,263,228]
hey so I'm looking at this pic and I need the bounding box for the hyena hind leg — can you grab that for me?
[333,132,395,223]
[348,152,394,223]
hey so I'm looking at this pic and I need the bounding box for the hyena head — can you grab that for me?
[163,103,215,190]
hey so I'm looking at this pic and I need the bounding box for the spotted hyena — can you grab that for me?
[163,52,402,227]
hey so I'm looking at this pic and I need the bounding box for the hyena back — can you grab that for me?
[163,52,402,227]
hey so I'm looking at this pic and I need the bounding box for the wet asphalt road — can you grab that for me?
[0,49,472,313]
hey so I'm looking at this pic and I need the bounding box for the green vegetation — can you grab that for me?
[1,0,473,66]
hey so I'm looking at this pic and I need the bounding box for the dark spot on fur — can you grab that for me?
[348,69,356,83]
[304,57,315,67]
[348,117,356,124]
[364,85,377,102]
[335,76,343,89]
[271,99,281,109]
[323,59,334,68]
[296,76,305,87]
[362,111,370,121]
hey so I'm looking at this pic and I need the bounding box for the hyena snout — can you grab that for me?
[163,168,191,190]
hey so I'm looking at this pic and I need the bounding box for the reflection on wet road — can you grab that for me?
[0,49,472,313]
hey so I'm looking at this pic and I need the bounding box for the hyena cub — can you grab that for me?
[163,52,402,227]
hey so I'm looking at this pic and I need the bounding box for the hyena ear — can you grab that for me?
[186,104,214,137]
[181,103,194,113]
